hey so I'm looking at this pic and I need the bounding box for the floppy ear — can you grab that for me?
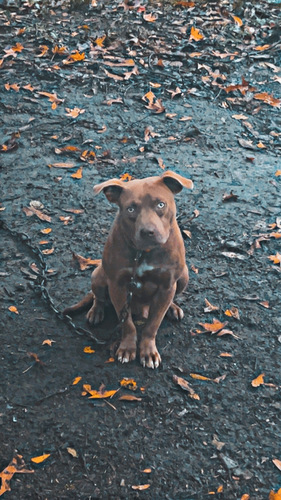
[160,170,193,194]
[93,179,125,203]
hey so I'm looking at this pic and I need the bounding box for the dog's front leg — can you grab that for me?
[140,284,177,369]
[108,282,137,363]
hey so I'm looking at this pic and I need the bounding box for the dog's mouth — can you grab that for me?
[134,231,168,251]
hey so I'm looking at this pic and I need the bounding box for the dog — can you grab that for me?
[63,171,193,368]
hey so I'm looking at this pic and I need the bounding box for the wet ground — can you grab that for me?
[0,0,281,498]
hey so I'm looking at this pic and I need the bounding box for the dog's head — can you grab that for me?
[94,171,193,250]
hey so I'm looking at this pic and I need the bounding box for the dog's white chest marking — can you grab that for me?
[136,261,154,277]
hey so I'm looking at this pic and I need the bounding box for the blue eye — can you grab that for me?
[157,202,165,209]
[127,207,135,213]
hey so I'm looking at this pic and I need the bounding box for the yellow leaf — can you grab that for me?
[251,373,265,387]
[189,26,204,41]
[31,453,50,464]
[83,346,95,354]
[275,170,281,177]
[71,167,83,179]
[88,389,118,399]
[268,253,281,265]
[72,376,82,385]
[190,373,212,381]
[95,35,106,47]
[8,306,19,314]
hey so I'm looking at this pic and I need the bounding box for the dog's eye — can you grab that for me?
[157,202,165,209]
[127,207,135,213]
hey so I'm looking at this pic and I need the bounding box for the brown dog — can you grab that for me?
[64,171,193,368]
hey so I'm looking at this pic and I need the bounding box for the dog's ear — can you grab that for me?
[93,179,125,203]
[160,171,193,194]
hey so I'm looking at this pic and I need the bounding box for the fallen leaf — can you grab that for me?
[72,252,101,271]
[231,15,243,26]
[105,357,115,363]
[38,45,49,57]
[268,253,281,265]
[217,329,240,339]
[232,114,248,120]
[120,378,137,390]
[251,373,265,387]
[65,107,85,118]
[272,459,281,472]
[40,228,52,234]
[42,248,54,255]
[258,301,270,308]
[49,162,76,169]
[5,83,20,92]
[72,376,82,385]
[71,167,83,179]
[198,319,227,333]
[224,307,240,320]
[52,45,67,55]
[275,170,281,177]
[67,447,78,458]
[191,265,198,274]
[190,373,212,382]
[142,468,152,473]
[83,346,95,354]
[204,299,219,313]
[119,395,142,401]
[42,339,55,346]
[221,251,247,260]
[0,455,34,496]
[173,374,200,400]
[83,384,118,399]
[143,13,157,22]
[240,495,250,500]
[189,26,204,41]
[269,488,281,500]
[64,51,85,64]
[220,352,233,357]
[104,68,124,81]
[95,35,106,47]
[254,92,281,107]
[31,454,50,464]
[223,191,238,202]
[182,229,192,239]
[132,484,150,490]
[8,305,19,314]
[217,485,224,493]
[254,44,271,51]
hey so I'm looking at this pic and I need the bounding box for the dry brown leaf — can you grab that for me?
[65,107,85,118]
[119,395,142,401]
[268,253,281,265]
[42,248,54,255]
[40,228,52,234]
[204,299,219,313]
[254,92,281,107]
[272,459,281,472]
[217,329,239,339]
[224,307,240,320]
[49,162,76,169]
[198,318,227,333]
[0,455,34,496]
[251,373,265,387]
[143,13,157,22]
[23,206,51,222]
[67,447,78,458]
[173,374,200,400]
[73,252,101,271]
[104,68,124,81]
[71,167,83,179]
[132,484,150,490]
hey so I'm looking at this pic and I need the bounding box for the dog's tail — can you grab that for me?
[63,291,94,316]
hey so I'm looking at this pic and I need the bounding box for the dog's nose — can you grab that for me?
[140,227,155,238]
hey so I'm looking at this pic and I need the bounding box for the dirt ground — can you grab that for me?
[0,0,281,498]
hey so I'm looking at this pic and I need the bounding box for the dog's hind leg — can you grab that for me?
[87,265,108,325]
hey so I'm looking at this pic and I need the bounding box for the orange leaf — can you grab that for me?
[39,240,49,245]
[269,488,281,500]
[40,228,52,234]
[104,69,124,81]
[132,484,150,490]
[42,248,54,255]
[119,395,142,401]
[270,232,281,239]
[231,15,243,26]
[176,1,195,6]
[241,495,250,500]
[220,352,233,357]
[12,42,24,52]
[198,318,227,333]
[120,378,137,390]
[251,373,265,387]
[8,305,19,314]
[275,170,281,177]
[42,339,55,346]
[254,44,271,51]
[189,26,204,41]
[71,167,83,179]
[142,468,152,473]
[217,485,223,493]
[190,373,212,382]
[142,90,155,105]
[38,45,49,57]
[83,346,95,354]
[52,45,67,55]
[31,453,50,464]
[72,376,82,385]
[68,51,85,62]
[268,253,281,265]
[143,13,157,22]
[88,389,118,399]
[254,92,281,107]
[120,173,133,181]
[224,307,240,320]
[0,455,34,496]
[72,252,101,271]
[173,375,200,400]
[65,107,85,118]
[105,357,115,363]
[95,35,106,47]
[5,83,20,92]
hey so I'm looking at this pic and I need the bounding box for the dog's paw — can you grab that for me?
[87,303,104,325]
[116,340,137,364]
[166,302,184,321]
[139,338,161,369]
